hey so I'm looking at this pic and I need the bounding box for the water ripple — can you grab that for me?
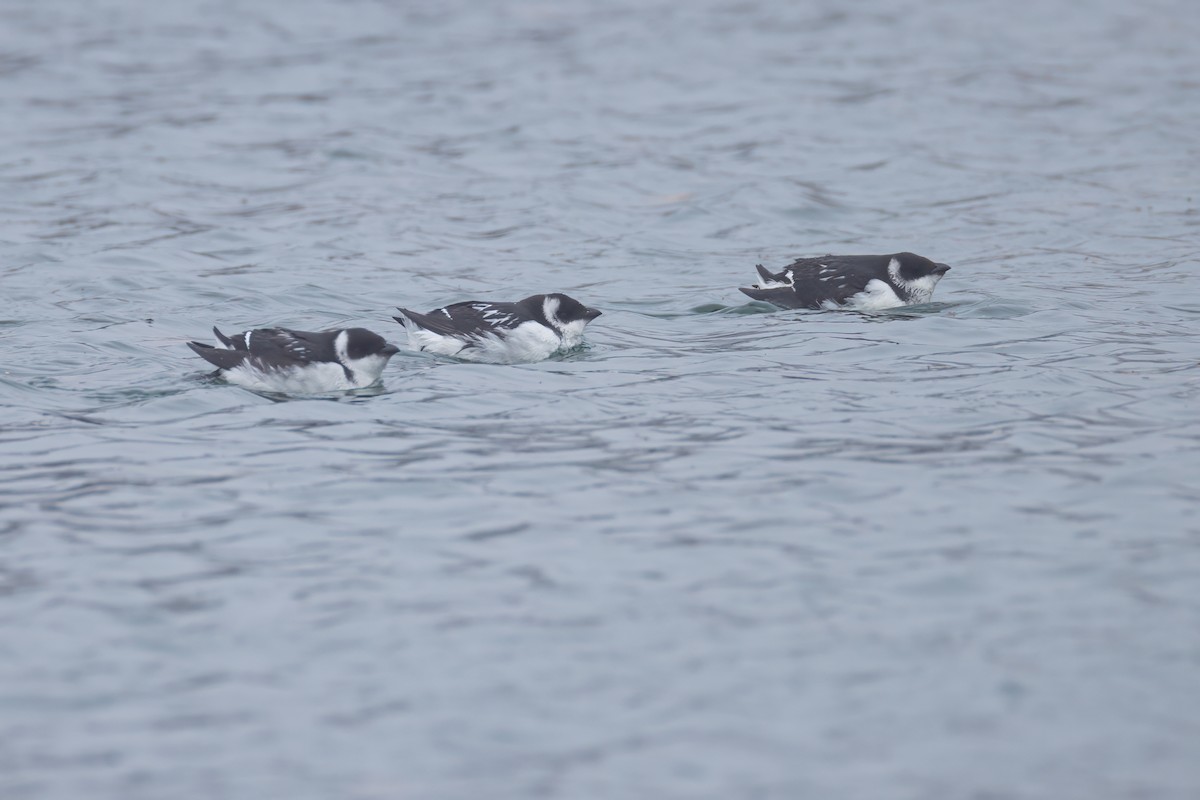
[3,0,1200,798]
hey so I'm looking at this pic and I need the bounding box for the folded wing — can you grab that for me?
[189,327,339,370]
[394,302,522,339]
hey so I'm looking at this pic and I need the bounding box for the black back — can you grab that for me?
[187,327,389,373]
[395,301,529,338]
[740,253,951,309]
[739,255,887,309]
[394,294,600,339]
[394,294,563,337]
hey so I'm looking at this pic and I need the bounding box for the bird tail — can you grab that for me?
[187,340,246,370]
[212,326,238,348]
[751,264,793,289]
[739,286,776,302]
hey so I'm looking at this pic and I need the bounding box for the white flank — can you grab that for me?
[826,278,905,311]
[396,311,469,358]
[405,327,469,358]
[218,327,392,393]
[398,299,596,365]
[400,320,564,364]
[223,361,360,394]
[476,321,563,363]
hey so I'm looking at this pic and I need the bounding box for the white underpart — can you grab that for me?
[823,278,905,311]
[542,296,591,352]
[397,296,596,364]
[220,329,390,393]
[397,306,589,364]
[823,258,945,311]
[242,331,252,349]
[403,320,563,364]
[223,361,357,394]
[222,354,390,393]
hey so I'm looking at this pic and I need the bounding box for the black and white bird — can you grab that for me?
[739,252,951,310]
[393,293,602,364]
[187,326,399,393]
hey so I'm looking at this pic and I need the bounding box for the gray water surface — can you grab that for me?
[2,0,1200,798]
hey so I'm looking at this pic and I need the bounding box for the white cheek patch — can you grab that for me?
[542,296,562,328]
[334,330,351,363]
